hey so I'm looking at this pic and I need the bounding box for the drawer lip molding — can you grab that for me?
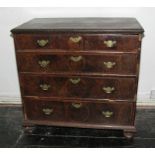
[11,18,144,139]
[23,96,137,103]
[19,72,138,78]
[16,49,141,54]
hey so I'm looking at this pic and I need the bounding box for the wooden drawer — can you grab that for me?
[24,98,65,121]
[90,102,133,125]
[14,34,140,52]
[23,97,133,126]
[14,34,84,50]
[14,34,57,49]
[66,101,133,125]
[17,52,138,75]
[66,101,91,122]
[11,18,144,138]
[20,75,136,100]
[84,34,140,52]
[57,34,83,50]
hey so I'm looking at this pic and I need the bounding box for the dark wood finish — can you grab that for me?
[20,74,136,100]
[11,18,144,33]
[14,33,140,52]
[84,34,140,52]
[23,97,133,126]
[11,18,144,139]
[16,52,138,75]
[14,34,84,50]
[14,34,57,50]
[24,98,65,122]
[90,102,133,125]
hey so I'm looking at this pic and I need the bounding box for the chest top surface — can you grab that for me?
[11,18,144,34]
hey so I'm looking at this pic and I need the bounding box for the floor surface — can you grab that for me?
[0,106,155,148]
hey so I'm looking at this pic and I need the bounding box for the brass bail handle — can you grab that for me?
[42,108,53,115]
[72,103,82,109]
[102,111,113,118]
[70,56,83,62]
[37,39,49,47]
[40,84,51,91]
[69,36,82,43]
[102,87,115,94]
[104,40,117,48]
[38,60,50,68]
[69,78,81,84]
[103,61,116,69]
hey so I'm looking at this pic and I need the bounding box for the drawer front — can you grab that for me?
[24,98,65,121]
[17,52,138,75]
[14,34,84,50]
[14,34,57,49]
[23,98,133,126]
[20,75,136,100]
[66,101,91,122]
[66,101,133,125]
[14,34,140,52]
[84,34,140,52]
[91,102,133,125]
[57,34,84,50]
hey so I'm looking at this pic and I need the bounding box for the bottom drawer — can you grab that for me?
[23,98,134,126]
[24,98,65,121]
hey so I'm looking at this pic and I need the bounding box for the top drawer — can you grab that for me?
[84,34,140,52]
[14,34,84,50]
[14,34,140,52]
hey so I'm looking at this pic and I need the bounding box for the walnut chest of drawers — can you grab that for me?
[11,18,144,139]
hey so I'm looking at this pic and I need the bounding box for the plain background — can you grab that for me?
[0,7,155,104]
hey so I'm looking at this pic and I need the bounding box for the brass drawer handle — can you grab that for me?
[103,61,116,69]
[40,84,51,91]
[72,103,82,109]
[69,36,82,43]
[42,108,53,115]
[37,39,49,47]
[69,78,81,84]
[38,60,50,68]
[102,87,115,94]
[70,56,83,62]
[102,111,113,118]
[104,40,116,48]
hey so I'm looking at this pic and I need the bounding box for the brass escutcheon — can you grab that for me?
[72,103,82,109]
[42,108,53,115]
[102,111,113,118]
[38,60,50,68]
[40,84,51,91]
[37,39,49,47]
[70,56,83,62]
[69,78,81,84]
[103,61,116,69]
[102,87,115,94]
[69,36,82,43]
[104,40,117,48]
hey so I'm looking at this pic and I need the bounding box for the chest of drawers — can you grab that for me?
[11,18,144,139]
